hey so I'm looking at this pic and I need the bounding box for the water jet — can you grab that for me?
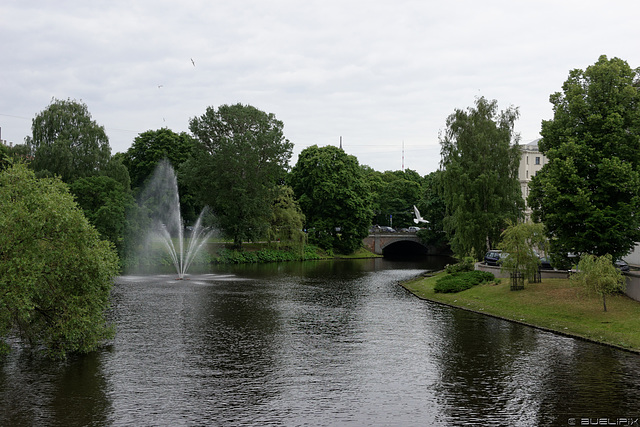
[138,160,214,279]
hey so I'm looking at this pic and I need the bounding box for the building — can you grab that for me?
[518,139,546,219]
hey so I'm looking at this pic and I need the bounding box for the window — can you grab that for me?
[535,157,541,165]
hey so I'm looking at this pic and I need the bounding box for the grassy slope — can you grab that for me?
[402,273,640,353]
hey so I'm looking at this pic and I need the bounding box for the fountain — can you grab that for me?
[138,159,214,279]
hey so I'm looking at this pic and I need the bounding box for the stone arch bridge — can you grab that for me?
[363,232,433,256]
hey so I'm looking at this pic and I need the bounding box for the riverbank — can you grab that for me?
[401,272,640,354]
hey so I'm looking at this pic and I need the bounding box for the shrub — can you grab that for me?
[445,257,476,274]
[434,270,495,293]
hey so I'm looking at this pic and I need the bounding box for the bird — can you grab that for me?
[191,58,196,67]
[413,205,429,224]
[158,85,163,88]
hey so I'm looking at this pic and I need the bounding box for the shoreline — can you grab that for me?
[400,271,640,355]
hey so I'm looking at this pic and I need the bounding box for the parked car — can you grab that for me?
[484,250,505,266]
[615,259,630,272]
[539,256,553,270]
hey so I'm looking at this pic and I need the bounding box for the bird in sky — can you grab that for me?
[413,205,429,224]
[191,58,196,67]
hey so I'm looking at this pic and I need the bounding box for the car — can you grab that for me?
[615,259,630,272]
[408,226,421,232]
[539,256,553,270]
[484,250,505,266]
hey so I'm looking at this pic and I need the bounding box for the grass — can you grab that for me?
[402,272,640,353]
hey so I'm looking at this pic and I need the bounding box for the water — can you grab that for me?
[136,159,214,279]
[2,258,639,426]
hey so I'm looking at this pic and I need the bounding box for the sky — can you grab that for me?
[1,0,639,176]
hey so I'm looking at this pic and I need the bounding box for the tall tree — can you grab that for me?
[289,145,372,253]
[70,175,136,260]
[416,170,448,248]
[373,170,422,229]
[184,104,293,248]
[439,96,523,260]
[0,164,119,358]
[26,98,111,182]
[528,55,640,265]
[122,128,197,189]
[268,185,306,251]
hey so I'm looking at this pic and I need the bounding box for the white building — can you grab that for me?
[518,139,546,218]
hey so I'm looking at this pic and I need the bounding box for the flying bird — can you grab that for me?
[191,58,196,67]
[158,85,163,88]
[413,205,429,224]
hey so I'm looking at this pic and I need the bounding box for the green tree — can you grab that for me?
[268,185,306,251]
[439,97,524,260]
[289,145,372,253]
[0,164,119,358]
[499,221,548,283]
[184,104,293,248]
[528,56,640,265]
[416,170,448,248]
[69,175,136,260]
[122,128,197,189]
[571,254,625,312]
[373,170,422,229]
[26,98,112,182]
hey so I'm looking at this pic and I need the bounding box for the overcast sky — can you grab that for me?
[1,1,639,175]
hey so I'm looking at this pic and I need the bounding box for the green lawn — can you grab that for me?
[402,273,640,352]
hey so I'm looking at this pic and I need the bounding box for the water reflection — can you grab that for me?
[1,257,639,426]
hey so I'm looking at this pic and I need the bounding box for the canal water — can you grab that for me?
[1,257,639,426]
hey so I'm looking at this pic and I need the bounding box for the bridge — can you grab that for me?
[363,232,432,256]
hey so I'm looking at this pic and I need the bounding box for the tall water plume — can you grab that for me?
[138,159,213,278]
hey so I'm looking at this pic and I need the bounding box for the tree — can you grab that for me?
[69,175,137,260]
[268,185,306,251]
[571,254,625,312]
[25,98,112,182]
[122,128,197,189]
[499,221,548,283]
[372,170,422,229]
[0,164,119,358]
[528,56,640,264]
[416,170,448,248]
[439,97,524,260]
[184,104,293,248]
[289,145,372,253]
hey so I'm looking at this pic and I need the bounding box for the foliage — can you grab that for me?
[289,145,373,254]
[69,175,137,261]
[529,56,640,264]
[416,170,448,247]
[184,104,293,248]
[268,185,306,251]
[571,254,625,312]
[0,164,119,358]
[439,96,524,260]
[122,128,197,189]
[25,98,112,182]
[499,222,548,281]
[213,245,324,264]
[444,256,475,274]
[367,169,423,228]
[434,270,495,293]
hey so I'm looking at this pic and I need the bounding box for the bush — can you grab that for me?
[434,270,495,293]
[445,257,476,274]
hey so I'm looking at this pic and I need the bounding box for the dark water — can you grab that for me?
[2,257,639,426]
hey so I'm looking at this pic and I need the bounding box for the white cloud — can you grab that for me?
[1,0,640,175]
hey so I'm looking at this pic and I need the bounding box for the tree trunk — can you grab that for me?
[602,294,607,312]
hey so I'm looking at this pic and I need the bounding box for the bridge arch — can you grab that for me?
[362,233,431,256]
